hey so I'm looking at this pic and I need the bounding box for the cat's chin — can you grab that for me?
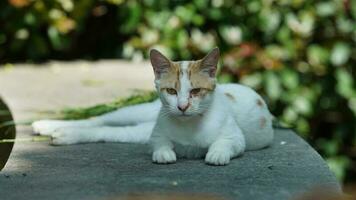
[176,115,193,121]
[172,113,202,121]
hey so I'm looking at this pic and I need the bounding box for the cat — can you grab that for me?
[32,47,274,166]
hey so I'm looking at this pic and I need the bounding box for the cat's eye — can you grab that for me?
[190,88,201,95]
[166,88,177,95]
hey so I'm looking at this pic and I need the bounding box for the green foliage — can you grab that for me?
[59,92,158,119]
[60,90,158,120]
[1,0,355,183]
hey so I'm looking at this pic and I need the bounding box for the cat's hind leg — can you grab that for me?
[51,122,155,145]
[32,99,161,135]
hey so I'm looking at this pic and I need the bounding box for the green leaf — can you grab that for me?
[326,156,350,181]
[330,42,351,66]
[293,96,312,116]
[48,26,62,50]
[219,25,242,45]
[281,68,298,90]
[264,71,281,100]
[316,1,336,17]
[307,45,329,66]
[218,74,233,84]
[335,68,355,98]
[240,73,262,88]
[60,91,158,120]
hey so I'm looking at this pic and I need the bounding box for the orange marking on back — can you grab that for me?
[224,93,236,101]
[257,99,264,107]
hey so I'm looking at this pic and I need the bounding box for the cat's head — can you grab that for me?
[150,48,219,118]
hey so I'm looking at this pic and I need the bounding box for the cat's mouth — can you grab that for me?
[178,112,192,117]
[181,113,191,117]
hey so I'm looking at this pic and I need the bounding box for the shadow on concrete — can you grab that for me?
[0,96,16,170]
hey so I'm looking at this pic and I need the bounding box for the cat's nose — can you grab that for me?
[178,104,189,112]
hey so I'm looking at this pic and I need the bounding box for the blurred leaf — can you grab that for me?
[24,12,36,25]
[218,73,233,84]
[119,1,142,33]
[282,106,298,123]
[293,96,312,116]
[175,5,195,24]
[264,71,281,100]
[335,68,355,98]
[219,25,242,45]
[348,97,356,116]
[240,73,262,88]
[317,138,339,156]
[330,42,351,66]
[48,26,62,50]
[259,9,281,33]
[296,118,309,136]
[307,45,329,67]
[316,1,336,17]
[327,156,350,181]
[281,68,298,90]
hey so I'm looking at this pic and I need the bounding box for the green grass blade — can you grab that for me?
[59,91,158,120]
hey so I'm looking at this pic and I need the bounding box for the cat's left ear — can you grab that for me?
[200,47,219,78]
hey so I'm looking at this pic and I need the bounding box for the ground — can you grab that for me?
[0,61,340,200]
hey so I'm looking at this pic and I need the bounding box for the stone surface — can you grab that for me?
[0,130,341,200]
[0,60,155,121]
[0,61,340,200]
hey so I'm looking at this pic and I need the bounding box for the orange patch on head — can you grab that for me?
[224,93,236,101]
[187,60,216,91]
[159,62,181,90]
[257,99,264,107]
[260,117,267,128]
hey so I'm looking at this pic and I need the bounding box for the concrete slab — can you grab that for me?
[0,60,155,122]
[0,129,341,200]
[0,61,340,200]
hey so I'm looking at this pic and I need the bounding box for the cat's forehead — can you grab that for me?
[171,60,196,69]
[159,60,215,91]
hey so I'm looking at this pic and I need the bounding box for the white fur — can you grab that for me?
[150,83,273,165]
[32,83,273,166]
[177,61,191,109]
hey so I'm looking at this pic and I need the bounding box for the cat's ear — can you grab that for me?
[200,47,219,78]
[150,49,171,79]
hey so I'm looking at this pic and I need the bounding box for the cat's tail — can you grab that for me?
[49,122,155,145]
[32,99,162,136]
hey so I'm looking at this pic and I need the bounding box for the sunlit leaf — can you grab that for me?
[281,68,298,90]
[316,1,336,17]
[326,156,350,181]
[330,42,351,66]
[335,68,355,98]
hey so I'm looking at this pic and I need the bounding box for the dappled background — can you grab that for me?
[0,0,355,184]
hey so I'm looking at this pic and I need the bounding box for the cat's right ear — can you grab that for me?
[150,49,171,79]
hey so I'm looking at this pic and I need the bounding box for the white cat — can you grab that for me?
[32,48,274,166]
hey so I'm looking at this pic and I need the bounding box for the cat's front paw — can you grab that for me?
[152,148,177,164]
[51,128,85,145]
[205,150,230,166]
